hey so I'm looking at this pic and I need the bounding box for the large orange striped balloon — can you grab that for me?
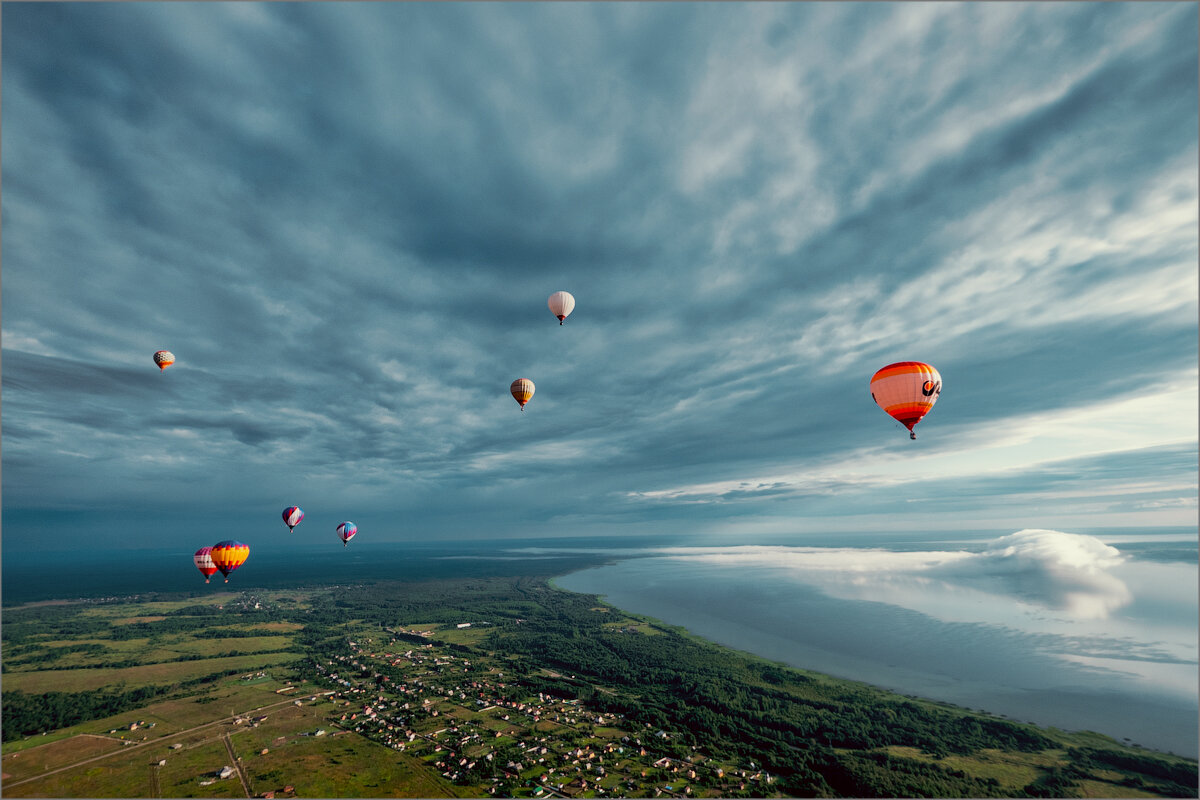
[510,378,535,411]
[209,540,250,583]
[870,361,941,440]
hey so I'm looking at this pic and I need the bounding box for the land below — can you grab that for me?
[2,575,1196,798]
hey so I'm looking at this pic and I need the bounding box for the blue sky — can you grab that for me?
[3,2,1197,552]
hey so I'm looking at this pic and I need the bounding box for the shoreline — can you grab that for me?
[548,563,1199,760]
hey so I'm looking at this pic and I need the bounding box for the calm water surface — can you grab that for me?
[555,529,1198,756]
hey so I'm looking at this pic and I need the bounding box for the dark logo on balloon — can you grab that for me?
[922,380,941,397]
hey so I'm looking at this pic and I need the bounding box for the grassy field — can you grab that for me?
[2,653,304,694]
[1,735,127,782]
[2,688,337,797]
[5,637,297,672]
[157,739,245,799]
[211,621,303,633]
[242,730,470,798]
[74,595,240,618]
[434,626,494,647]
[158,634,297,658]
[881,745,1167,798]
[2,674,301,759]
[110,615,169,625]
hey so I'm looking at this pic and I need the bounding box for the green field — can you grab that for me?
[2,653,304,694]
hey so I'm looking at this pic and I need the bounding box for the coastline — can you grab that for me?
[4,536,1195,758]
[549,559,1199,759]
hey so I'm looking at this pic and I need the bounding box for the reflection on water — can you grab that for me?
[556,530,1198,756]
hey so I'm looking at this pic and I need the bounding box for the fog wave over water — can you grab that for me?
[555,529,1198,754]
[660,529,1132,620]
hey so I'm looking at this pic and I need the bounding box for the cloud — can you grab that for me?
[654,529,1133,619]
[941,529,1131,618]
[623,379,1197,512]
[2,2,1195,549]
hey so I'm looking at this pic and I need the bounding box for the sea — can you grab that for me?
[3,527,1196,757]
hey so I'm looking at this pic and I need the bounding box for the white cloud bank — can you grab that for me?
[937,529,1131,619]
[654,529,1132,620]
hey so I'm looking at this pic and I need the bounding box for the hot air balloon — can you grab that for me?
[870,361,942,440]
[510,378,535,411]
[548,291,575,325]
[209,540,250,583]
[337,521,357,547]
[282,506,304,533]
[194,547,218,584]
[153,350,175,371]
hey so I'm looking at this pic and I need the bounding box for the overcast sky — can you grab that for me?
[3,2,1197,553]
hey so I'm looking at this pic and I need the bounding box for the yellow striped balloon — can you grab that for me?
[510,378,535,411]
[870,361,941,440]
[209,540,249,583]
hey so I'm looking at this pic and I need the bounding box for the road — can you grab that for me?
[221,733,252,798]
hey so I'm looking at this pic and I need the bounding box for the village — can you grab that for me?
[301,625,778,798]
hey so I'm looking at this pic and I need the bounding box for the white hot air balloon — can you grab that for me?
[548,291,575,325]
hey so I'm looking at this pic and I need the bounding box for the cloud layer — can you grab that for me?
[2,3,1196,549]
[660,529,1132,619]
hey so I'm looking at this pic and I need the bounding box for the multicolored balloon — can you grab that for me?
[548,291,575,325]
[209,540,250,582]
[194,547,217,584]
[870,361,942,440]
[337,522,357,547]
[153,350,175,371]
[510,378,535,411]
[282,506,304,533]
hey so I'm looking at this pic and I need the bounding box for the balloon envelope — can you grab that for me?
[870,361,942,438]
[337,522,357,546]
[282,506,304,531]
[153,350,175,371]
[548,291,575,324]
[511,378,535,409]
[193,547,217,583]
[210,540,249,581]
